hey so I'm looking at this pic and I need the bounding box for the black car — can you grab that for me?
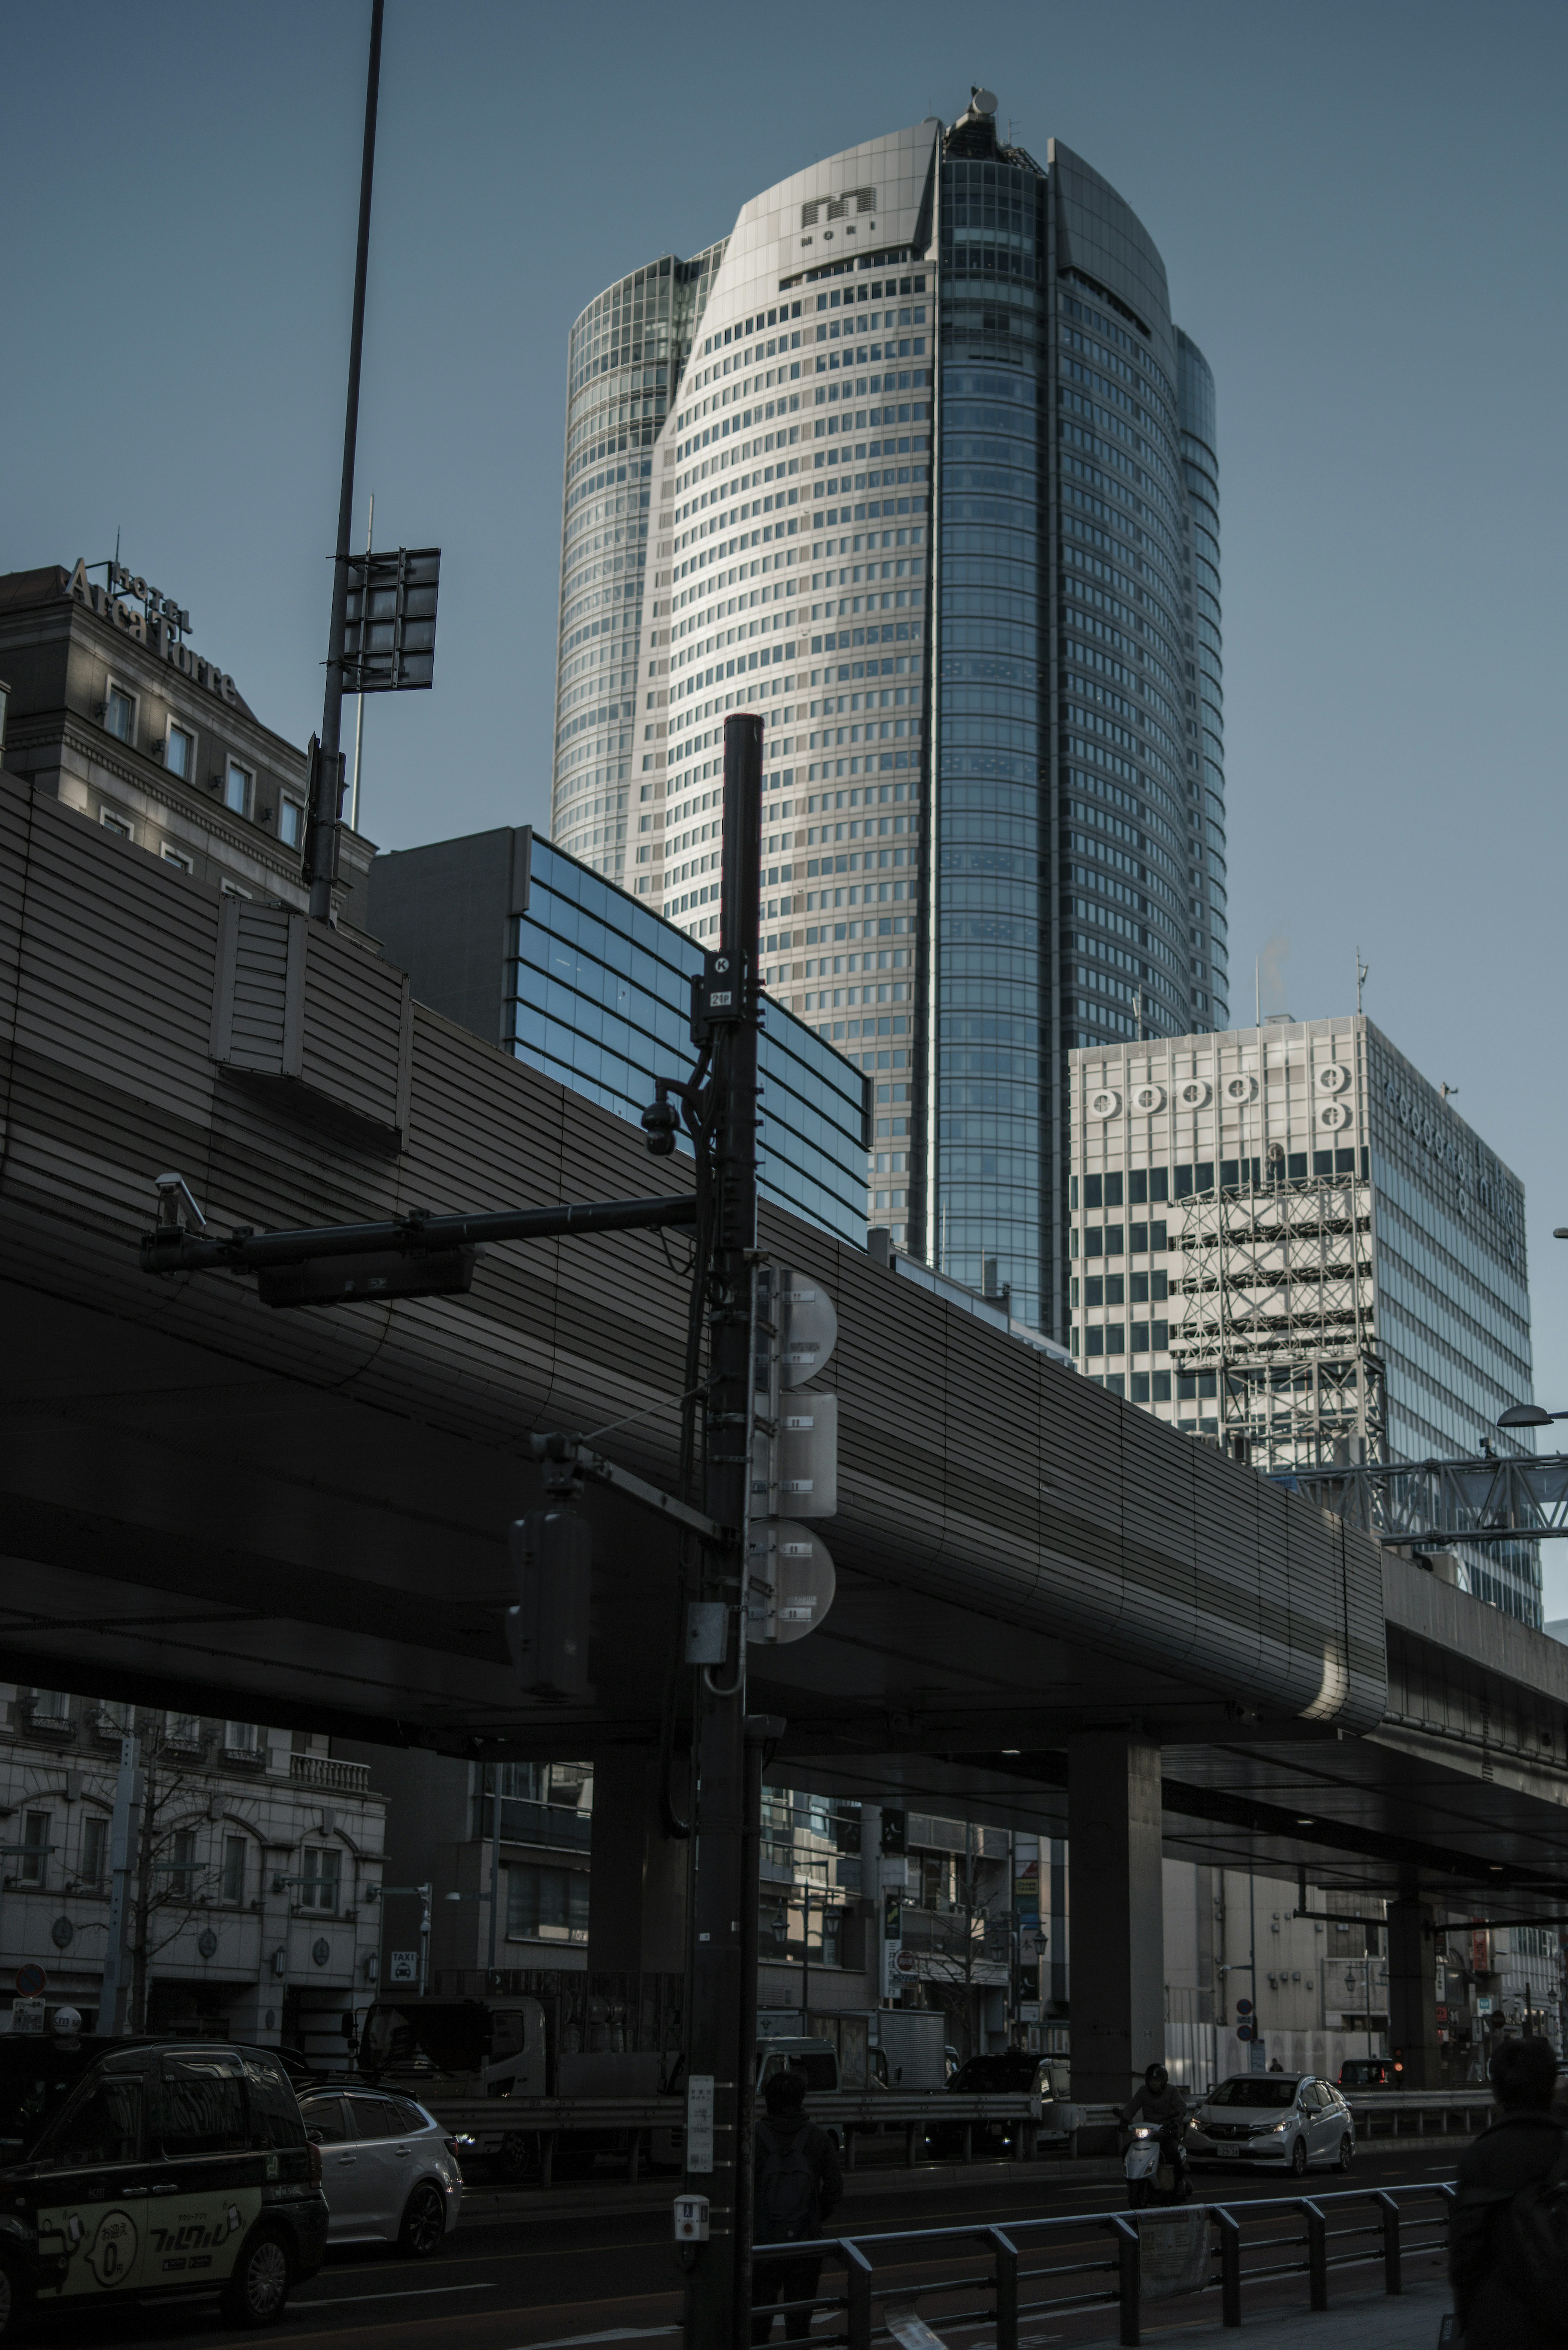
[927,2052,1054,2159]
[0,2033,327,2340]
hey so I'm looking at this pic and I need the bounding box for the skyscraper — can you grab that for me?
[552,243,726,882]
[555,97,1228,1337]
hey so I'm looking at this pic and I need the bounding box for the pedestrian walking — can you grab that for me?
[751,2066,843,2343]
[1450,2035,1567,2349]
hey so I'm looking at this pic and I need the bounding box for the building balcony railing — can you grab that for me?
[289,1753,371,1795]
[482,1795,592,1851]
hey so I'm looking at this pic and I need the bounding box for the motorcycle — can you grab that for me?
[1124,2115,1193,2208]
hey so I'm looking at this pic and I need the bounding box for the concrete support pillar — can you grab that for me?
[1387,1897,1439,2087]
[587,1747,687,1974]
[1066,1729,1165,2103]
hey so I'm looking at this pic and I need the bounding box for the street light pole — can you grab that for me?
[307,0,384,923]
[684,711,763,2350]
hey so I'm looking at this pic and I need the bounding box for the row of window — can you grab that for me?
[1080,1321,1169,1356]
[1076,1271,1169,1307]
[100,678,304,843]
[8,1809,342,1909]
[1073,1152,1365,1212]
[1078,1222,1168,1257]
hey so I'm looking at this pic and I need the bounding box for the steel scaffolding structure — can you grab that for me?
[1170,1172,1385,1469]
[1276,1454,1568,1546]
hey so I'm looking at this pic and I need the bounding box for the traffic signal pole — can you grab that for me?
[685,712,763,2350]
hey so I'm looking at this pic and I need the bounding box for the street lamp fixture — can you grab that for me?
[1498,1405,1568,1429]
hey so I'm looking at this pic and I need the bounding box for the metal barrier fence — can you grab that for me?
[753,2180,1454,2348]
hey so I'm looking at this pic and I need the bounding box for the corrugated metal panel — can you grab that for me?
[0,779,1390,1737]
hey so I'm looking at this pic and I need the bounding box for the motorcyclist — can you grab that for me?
[1121,2062,1187,2131]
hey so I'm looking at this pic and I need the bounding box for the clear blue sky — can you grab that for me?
[5,0,1566,1586]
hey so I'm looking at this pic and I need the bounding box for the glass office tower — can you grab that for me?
[570,96,1226,1337]
[552,243,726,884]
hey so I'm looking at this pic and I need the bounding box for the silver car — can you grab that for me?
[298,2086,463,2254]
[1189,2073,1356,2176]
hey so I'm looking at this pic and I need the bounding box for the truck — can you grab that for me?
[874,2009,953,2091]
[355,1979,684,2177]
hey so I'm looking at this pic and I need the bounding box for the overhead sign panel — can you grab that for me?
[340,546,441,692]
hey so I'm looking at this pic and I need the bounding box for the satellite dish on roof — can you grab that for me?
[973,88,999,114]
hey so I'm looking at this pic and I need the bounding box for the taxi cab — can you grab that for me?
[0,2025,327,2339]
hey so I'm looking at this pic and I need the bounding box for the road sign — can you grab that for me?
[745,1521,836,1645]
[1236,2022,1254,2041]
[508,1507,592,1699]
[340,546,440,691]
[388,1951,419,1985]
[749,1262,839,1634]
[15,1964,46,1996]
[1236,1998,1253,2015]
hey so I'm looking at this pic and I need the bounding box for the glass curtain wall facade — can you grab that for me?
[553,245,726,883]
[575,98,1224,1337]
[509,835,870,1245]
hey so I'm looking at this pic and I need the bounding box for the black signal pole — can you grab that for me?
[685,711,763,2349]
[307,0,384,922]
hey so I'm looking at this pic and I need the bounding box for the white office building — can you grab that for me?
[1069,1014,1539,1618]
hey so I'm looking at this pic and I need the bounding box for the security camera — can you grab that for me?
[154,1172,207,1233]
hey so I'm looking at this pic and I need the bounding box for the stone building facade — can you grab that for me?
[0,1685,384,2072]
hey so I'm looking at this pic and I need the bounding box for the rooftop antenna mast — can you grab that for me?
[1356,947,1369,1015]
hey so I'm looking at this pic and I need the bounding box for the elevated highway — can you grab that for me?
[3,773,1566,2084]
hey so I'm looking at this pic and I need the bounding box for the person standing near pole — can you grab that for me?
[751,2069,841,2344]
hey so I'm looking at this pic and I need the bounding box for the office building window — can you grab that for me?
[100,809,132,838]
[19,1812,51,1886]
[299,1847,340,1913]
[279,798,303,848]
[80,1814,108,1886]
[225,762,250,816]
[162,845,194,872]
[105,684,135,743]
[169,1828,198,1898]
[506,1862,589,1943]
[222,1835,248,1904]
[166,723,194,779]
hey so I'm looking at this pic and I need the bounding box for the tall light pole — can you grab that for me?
[306,0,384,922]
[684,713,763,2350]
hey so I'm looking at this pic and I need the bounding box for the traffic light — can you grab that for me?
[747,1263,839,1645]
[506,1509,592,1700]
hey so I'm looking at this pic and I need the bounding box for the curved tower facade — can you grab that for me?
[551,243,725,880]
[566,97,1228,1338]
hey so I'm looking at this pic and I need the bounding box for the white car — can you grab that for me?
[298,2085,463,2253]
[1188,2073,1356,2176]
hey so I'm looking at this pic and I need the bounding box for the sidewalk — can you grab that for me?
[1076,2276,1448,2347]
